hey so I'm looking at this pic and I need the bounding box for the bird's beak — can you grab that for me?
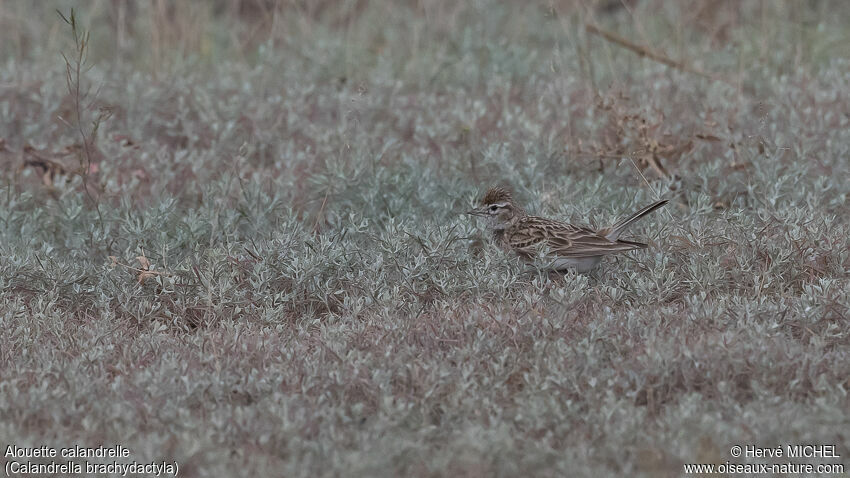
[466,207,486,217]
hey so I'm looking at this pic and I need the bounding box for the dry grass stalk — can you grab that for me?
[585,23,733,86]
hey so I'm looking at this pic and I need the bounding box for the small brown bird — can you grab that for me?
[468,187,668,272]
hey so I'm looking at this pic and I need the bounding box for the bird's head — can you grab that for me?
[467,186,523,230]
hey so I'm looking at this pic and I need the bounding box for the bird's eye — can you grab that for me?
[489,205,499,212]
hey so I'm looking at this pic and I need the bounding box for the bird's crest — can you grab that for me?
[480,186,514,205]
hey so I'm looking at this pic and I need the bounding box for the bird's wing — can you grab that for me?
[510,217,645,259]
[504,219,549,259]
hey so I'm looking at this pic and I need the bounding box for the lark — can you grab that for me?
[468,187,668,273]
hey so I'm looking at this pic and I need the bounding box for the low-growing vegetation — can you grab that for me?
[0,1,848,476]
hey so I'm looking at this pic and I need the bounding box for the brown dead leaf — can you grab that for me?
[138,271,156,284]
[136,255,151,269]
[20,145,70,187]
[136,255,154,284]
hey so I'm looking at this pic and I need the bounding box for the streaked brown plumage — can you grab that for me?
[468,187,668,272]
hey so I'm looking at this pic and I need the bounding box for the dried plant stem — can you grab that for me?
[57,8,107,237]
[585,23,732,86]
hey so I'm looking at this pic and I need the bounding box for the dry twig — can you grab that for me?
[585,23,732,86]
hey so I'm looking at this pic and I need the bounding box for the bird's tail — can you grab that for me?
[603,199,668,241]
